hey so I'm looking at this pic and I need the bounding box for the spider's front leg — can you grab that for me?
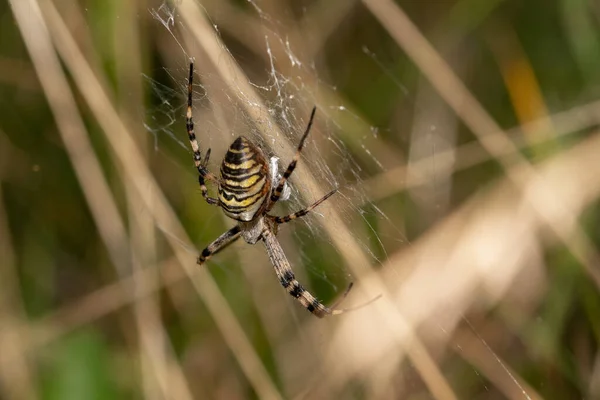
[187,62,219,206]
[271,189,337,224]
[267,106,317,211]
[197,152,219,206]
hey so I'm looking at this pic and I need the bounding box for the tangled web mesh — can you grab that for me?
[145,0,408,295]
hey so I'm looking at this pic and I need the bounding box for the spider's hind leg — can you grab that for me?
[261,229,378,318]
[197,225,242,265]
[261,228,332,318]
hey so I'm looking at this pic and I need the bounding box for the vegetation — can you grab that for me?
[2,0,600,398]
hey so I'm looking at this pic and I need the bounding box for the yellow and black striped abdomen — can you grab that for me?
[219,136,271,221]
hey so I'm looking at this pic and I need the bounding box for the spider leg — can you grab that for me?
[201,148,211,168]
[267,106,317,210]
[187,62,219,206]
[197,225,242,265]
[271,189,336,224]
[262,228,337,318]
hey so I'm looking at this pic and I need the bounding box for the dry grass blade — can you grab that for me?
[326,129,600,398]
[453,325,543,400]
[31,257,179,347]
[362,98,600,204]
[0,184,38,400]
[9,0,195,397]
[113,0,191,396]
[29,0,282,398]
[9,0,130,275]
[362,0,600,289]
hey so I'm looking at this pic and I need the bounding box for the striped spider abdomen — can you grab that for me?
[218,136,271,222]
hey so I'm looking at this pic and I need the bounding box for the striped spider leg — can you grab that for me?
[186,61,375,317]
[196,226,241,265]
[266,106,318,212]
[186,62,219,206]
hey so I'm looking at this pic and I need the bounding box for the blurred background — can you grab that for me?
[2,0,600,399]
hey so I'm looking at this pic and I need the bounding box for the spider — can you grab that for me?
[185,61,355,318]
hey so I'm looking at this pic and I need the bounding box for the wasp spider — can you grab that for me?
[185,62,354,318]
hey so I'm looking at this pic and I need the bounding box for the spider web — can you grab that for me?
[144,0,420,303]
[139,1,530,399]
